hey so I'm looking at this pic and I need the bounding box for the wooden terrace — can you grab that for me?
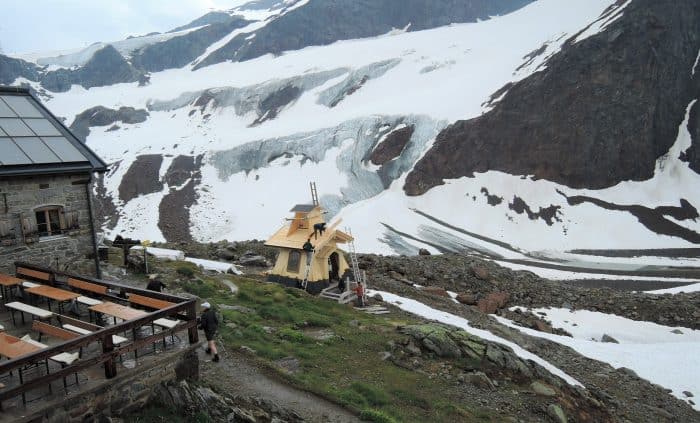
[0,262,199,415]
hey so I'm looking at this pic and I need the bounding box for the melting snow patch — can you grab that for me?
[369,290,582,387]
[644,283,700,295]
[496,307,700,409]
[184,257,242,274]
[130,246,185,261]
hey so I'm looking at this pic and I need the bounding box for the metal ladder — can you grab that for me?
[310,181,319,206]
[346,227,365,286]
[301,251,313,290]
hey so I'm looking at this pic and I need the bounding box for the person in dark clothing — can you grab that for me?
[313,222,326,239]
[146,275,167,292]
[302,238,314,265]
[199,302,220,362]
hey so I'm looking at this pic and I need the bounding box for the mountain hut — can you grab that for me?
[265,189,353,294]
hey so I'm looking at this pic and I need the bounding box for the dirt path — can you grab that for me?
[198,347,359,423]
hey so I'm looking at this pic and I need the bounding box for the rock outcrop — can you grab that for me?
[405,0,700,195]
[69,106,149,141]
[41,45,144,92]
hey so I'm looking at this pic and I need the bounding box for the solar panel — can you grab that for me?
[290,204,316,212]
[13,137,60,163]
[0,118,34,136]
[23,118,62,136]
[0,98,17,118]
[0,138,31,165]
[1,95,44,118]
[41,136,86,162]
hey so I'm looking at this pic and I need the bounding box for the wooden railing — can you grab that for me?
[0,262,200,407]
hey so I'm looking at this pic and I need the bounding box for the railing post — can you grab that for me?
[103,335,117,378]
[187,301,199,344]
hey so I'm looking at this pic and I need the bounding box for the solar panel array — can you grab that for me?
[0,95,87,166]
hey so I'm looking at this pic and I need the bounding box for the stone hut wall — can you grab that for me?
[0,173,97,275]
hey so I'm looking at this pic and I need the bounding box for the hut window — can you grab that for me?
[287,250,301,273]
[35,206,63,237]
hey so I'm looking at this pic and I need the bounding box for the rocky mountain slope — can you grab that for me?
[4,0,700,263]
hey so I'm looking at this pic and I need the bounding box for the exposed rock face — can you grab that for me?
[168,11,242,33]
[405,0,700,195]
[41,45,143,92]
[158,155,203,243]
[151,379,304,422]
[70,106,149,141]
[118,154,164,203]
[0,54,39,85]
[131,17,250,73]
[195,0,533,68]
[370,124,415,165]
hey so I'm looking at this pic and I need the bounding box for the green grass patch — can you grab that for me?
[359,409,398,423]
[153,261,488,423]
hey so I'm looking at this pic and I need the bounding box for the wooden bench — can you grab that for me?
[128,294,175,310]
[32,320,80,342]
[21,335,80,392]
[62,324,128,345]
[56,314,103,332]
[5,301,52,325]
[68,278,108,296]
[16,267,52,284]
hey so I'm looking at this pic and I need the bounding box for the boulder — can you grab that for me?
[216,248,236,261]
[238,254,270,267]
[533,319,554,334]
[418,248,431,256]
[471,265,490,280]
[477,292,510,314]
[600,334,619,344]
[546,404,567,423]
[530,381,557,397]
[456,292,477,305]
[464,371,495,389]
[372,293,384,302]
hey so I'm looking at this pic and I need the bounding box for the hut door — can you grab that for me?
[329,252,340,281]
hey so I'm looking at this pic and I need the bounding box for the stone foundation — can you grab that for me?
[14,345,200,423]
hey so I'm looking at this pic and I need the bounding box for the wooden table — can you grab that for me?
[26,285,80,314]
[0,333,46,404]
[0,274,23,304]
[89,302,147,324]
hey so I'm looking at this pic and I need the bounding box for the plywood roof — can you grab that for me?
[266,219,352,249]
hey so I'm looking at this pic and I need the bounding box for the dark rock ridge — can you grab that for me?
[0,54,39,85]
[69,106,149,141]
[132,16,250,73]
[118,154,164,203]
[560,192,700,244]
[158,155,203,243]
[168,11,241,33]
[40,45,144,92]
[370,124,415,165]
[405,0,700,195]
[195,0,533,68]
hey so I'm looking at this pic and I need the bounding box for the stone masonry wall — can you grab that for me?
[0,173,97,275]
[19,345,200,423]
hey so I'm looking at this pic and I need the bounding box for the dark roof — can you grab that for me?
[0,86,107,177]
[289,204,316,213]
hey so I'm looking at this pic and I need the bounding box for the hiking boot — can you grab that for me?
[205,347,211,355]
[213,354,220,362]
